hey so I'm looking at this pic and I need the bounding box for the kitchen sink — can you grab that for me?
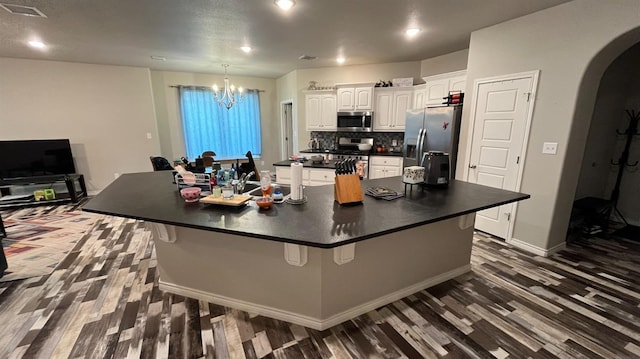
[245,183,291,197]
[240,182,262,193]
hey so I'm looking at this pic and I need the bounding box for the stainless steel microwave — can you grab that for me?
[337,111,373,132]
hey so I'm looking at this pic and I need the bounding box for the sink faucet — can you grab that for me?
[237,171,254,193]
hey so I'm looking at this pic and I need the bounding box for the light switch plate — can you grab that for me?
[542,142,558,154]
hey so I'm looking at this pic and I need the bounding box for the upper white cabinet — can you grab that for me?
[419,70,467,106]
[373,88,412,132]
[413,84,426,109]
[336,85,374,111]
[305,91,337,131]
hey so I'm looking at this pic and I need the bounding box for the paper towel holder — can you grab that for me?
[286,184,307,204]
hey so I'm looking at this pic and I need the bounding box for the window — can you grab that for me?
[179,87,262,160]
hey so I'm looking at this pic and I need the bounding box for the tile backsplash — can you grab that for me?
[309,131,404,150]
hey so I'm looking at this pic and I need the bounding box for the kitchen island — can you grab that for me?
[83,171,529,329]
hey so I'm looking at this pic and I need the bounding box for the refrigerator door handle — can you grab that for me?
[416,128,425,161]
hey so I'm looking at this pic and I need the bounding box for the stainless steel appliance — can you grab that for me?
[421,151,450,186]
[403,105,463,180]
[337,111,373,132]
[334,137,372,179]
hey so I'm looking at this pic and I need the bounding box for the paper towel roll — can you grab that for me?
[290,162,303,200]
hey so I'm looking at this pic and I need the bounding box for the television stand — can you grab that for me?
[0,174,87,209]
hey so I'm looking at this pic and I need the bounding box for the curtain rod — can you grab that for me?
[169,85,265,92]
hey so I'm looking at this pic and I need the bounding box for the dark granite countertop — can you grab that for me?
[300,149,403,157]
[83,171,529,249]
[273,160,339,169]
[368,152,404,157]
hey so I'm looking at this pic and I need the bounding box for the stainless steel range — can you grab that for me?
[334,137,373,179]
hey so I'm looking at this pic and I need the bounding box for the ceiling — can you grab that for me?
[0,0,572,78]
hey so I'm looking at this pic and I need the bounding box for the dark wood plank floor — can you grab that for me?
[1,203,639,358]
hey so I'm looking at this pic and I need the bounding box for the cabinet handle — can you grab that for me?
[469,164,477,169]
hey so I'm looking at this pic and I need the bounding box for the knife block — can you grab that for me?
[334,174,364,205]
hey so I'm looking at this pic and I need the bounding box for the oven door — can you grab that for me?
[337,112,373,132]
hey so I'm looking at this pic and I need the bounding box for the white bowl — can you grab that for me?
[358,143,372,151]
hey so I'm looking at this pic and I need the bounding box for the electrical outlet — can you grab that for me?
[542,142,558,155]
[261,161,265,166]
[146,132,152,139]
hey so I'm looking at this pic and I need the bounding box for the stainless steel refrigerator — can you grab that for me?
[403,105,463,178]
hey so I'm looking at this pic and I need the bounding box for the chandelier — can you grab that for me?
[212,64,244,110]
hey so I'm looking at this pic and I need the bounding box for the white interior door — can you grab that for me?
[281,100,295,158]
[467,75,535,239]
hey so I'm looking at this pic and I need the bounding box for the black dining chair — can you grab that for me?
[150,156,174,171]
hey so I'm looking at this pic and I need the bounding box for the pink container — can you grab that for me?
[180,187,201,202]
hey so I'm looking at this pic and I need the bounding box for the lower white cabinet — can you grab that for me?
[308,168,336,186]
[368,156,403,179]
[275,167,336,186]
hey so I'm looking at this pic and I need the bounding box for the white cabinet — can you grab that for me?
[373,88,412,132]
[308,168,336,186]
[305,91,337,131]
[449,75,466,93]
[368,156,403,179]
[336,86,373,111]
[275,167,335,186]
[424,78,450,106]
[413,84,426,109]
[422,70,467,106]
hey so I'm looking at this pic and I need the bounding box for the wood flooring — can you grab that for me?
[0,203,639,358]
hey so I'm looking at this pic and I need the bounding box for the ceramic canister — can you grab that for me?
[403,166,425,184]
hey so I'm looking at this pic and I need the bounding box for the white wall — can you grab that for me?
[462,0,640,250]
[0,58,159,191]
[420,49,469,78]
[149,71,279,171]
[275,70,299,155]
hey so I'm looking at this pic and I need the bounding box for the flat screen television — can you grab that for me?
[0,139,76,179]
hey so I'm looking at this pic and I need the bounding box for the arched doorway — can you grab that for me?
[559,29,640,241]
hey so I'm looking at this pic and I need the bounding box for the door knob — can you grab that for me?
[469,164,477,169]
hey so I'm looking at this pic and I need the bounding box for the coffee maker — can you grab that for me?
[421,151,450,186]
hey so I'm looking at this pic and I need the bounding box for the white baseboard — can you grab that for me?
[87,190,101,196]
[159,264,471,330]
[507,237,566,257]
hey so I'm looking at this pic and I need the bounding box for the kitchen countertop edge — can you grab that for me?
[82,172,530,249]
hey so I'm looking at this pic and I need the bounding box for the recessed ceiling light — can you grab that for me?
[336,57,345,64]
[240,46,252,53]
[274,0,295,11]
[405,28,420,37]
[0,3,47,17]
[150,55,166,61]
[28,40,46,49]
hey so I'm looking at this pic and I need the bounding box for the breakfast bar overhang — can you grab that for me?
[83,171,529,330]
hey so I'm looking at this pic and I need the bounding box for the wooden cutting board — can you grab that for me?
[200,194,252,206]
